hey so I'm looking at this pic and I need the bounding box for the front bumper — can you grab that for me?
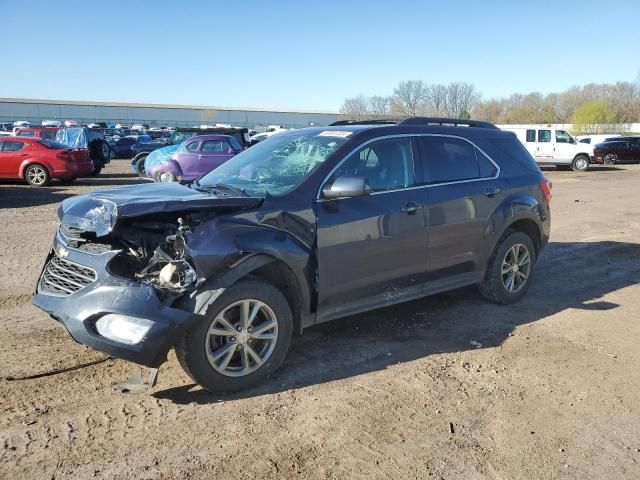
[32,230,199,367]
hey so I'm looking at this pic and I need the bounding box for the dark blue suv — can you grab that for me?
[33,117,551,393]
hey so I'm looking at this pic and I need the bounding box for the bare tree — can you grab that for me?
[391,80,429,116]
[340,95,370,121]
[368,96,391,116]
[424,84,448,116]
[443,82,481,118]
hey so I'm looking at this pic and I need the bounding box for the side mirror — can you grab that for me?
[322,176,371,199]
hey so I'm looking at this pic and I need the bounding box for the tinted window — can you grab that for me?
[202,140,226,152]
[332,137,414,192]
[185,141,199,152]
[17,131,35,137]
[1,140,26,152]
[418,136,480,183]
[526,130,535,142]
[228,137,243,151]
[538,130,551,142]
[40,131,56,140]
[556,130,573,143]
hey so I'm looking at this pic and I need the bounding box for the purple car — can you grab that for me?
[149,134,243,182]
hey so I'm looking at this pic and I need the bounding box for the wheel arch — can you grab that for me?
[20,160,50,179]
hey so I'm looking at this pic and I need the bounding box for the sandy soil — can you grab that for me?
[1,160,639,479]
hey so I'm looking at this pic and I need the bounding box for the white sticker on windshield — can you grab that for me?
[317,130,352,138]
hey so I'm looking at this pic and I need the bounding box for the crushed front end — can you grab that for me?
[32,183,263,367]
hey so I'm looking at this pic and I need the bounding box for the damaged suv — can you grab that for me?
[33,118,551,393]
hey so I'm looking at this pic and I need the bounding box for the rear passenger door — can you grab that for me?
[415,135,503,277]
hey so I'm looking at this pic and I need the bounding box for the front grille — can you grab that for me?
[39,254,96,296]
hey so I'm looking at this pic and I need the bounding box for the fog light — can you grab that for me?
[94,314,153,345]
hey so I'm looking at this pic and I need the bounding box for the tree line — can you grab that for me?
[340,76,640,133]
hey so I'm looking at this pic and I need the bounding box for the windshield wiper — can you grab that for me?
[192,182,249,197]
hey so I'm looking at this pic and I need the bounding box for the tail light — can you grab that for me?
[540,178,552,204]
[56,150,71,160]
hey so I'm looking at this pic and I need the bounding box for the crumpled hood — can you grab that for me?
[59,182,262,236]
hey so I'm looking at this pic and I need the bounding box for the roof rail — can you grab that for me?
[398,117,498,129]
[329,119,400,126]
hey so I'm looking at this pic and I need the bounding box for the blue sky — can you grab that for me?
[1,0,638,112]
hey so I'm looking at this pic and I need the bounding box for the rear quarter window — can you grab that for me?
[485,136,540,174]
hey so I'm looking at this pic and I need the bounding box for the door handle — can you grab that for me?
[484,187,501,197]
[402,201,423,214]
[18,153,28,157]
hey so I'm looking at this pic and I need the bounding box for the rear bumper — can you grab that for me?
[32,231,199,367]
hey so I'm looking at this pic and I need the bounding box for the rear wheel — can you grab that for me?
[479,230,536,304]
[24,164,50,187]
[134,155,148,176]
[571,155,590,172]
[176,278,293,393]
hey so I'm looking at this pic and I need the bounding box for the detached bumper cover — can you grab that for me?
[32,232,199,367]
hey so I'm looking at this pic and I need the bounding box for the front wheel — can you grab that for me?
[176,278,293,393]
[479,230,536,305]
[155,171,176,182]
[571,155,590,172]
[604,153,617,166]
[134,155,147,176]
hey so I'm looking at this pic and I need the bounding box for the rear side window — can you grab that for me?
[538,130,551,142]
[202,140,226,152]
[17,131,35,137]
[40,131,56,140]
[417,136,482,183]
[526,130,535,142]
[1,140,26,152]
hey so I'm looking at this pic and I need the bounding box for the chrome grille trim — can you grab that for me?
[38,253,97,296]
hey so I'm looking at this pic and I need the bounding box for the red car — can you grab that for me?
[0,137,94,186]
[14,126,60,141]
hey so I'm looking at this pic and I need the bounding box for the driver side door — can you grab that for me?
[315,136,429,322]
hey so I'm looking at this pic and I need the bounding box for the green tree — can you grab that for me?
[570,100,615,135]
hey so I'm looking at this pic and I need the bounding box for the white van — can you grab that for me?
[499,126,595,171]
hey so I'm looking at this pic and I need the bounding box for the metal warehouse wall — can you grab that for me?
[0,98,339,129]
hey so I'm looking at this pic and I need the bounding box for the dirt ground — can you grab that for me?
[1,159,639,480]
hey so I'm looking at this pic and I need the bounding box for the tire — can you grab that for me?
[571,155,590,172]
[604,153,617,166]
[478,230,536,305]
[90,164,102,176]
[24,164,50,187]
[110,149,118,160]
[155,171,176,183]
[176,278,293,393]
[134,155,148,176]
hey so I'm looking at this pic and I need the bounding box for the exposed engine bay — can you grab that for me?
[64,211,206,295]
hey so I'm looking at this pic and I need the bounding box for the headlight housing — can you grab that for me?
[94,314,154,345]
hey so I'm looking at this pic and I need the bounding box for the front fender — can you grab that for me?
[148,159,183,179]
[176,219,314,325]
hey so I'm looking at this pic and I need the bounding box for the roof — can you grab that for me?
[0,97,339,116]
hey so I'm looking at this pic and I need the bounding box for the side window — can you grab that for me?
[201,140,226,152]
[1,141,26,152]
[40,131,56,140]
[526,130,536,142]
[417,136,481,183]
[331,137,414,192]
[185,141,199,152]
[538,130,551,143]
[17,131,35,137]
[556,130,572,143]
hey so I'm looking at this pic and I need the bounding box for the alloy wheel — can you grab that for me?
[205,299,279,377]
[27,166,47,185]
[604,153,617,165]
[501,243,531,293]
